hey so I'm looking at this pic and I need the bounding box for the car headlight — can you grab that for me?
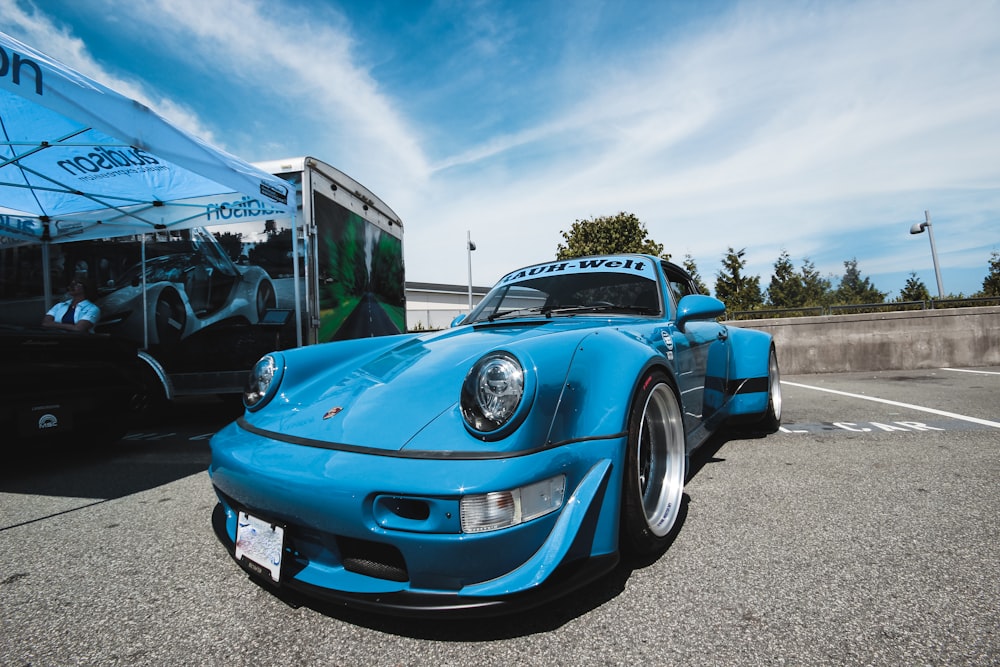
[461,351,525,434]
[244,353,284,411]
[460,475,566,533]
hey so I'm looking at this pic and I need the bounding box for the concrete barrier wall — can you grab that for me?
[728,305,1000,375]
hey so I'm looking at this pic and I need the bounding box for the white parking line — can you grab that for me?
[781,381,1000,429]
[942,367,1000,376]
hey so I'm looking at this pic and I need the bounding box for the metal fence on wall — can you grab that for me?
[409,297,1000,329]
[729,296,1000,321]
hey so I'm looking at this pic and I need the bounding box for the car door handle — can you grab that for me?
[717,329,729,341]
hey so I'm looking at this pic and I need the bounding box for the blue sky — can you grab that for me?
[4,0,999,297]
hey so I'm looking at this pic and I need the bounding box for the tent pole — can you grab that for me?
[291,207,303,348]
[141,234,149,350]
[42,241,53,312]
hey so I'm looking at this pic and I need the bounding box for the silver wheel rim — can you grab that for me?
[769,349,782,421]
[636,383,686,537]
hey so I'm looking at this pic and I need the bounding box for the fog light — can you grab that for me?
[460,475,566,533]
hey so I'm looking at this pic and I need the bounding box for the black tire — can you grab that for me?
[128,360,170,426]
[620,370,687,556]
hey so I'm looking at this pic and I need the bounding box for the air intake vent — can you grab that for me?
[338,536,408,582]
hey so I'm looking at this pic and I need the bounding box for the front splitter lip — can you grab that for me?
[211,502,619,618]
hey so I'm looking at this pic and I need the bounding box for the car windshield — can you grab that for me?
[465,258,663,324]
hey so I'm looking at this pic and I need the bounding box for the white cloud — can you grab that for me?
[118,0,431,186]
[0,0,222,143]
[408,0,1000,294]
[5,0,997,296]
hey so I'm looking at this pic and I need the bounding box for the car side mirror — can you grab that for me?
[450,314,467,328]
[676,294,726,330]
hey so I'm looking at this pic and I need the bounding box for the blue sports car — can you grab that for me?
[208,254,781,615]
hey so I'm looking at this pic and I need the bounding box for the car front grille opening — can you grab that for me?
[337,536,409,582]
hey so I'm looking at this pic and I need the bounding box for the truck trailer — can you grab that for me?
[0,156,405,406]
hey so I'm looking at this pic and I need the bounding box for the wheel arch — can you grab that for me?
[135,350,173,401]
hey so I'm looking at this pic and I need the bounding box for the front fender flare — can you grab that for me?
[459,458,614,597]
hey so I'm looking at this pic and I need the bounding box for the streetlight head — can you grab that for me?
[909,222,926,235]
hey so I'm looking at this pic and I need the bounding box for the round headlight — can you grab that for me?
[244,353,283,411]
[461,352,524,434]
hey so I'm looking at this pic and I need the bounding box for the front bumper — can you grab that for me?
[211,503,618,617]
[208,421,625,615]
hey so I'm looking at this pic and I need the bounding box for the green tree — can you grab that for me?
[247,228,292,276]
[682,253,709,295]
[714,247,763,312]
[834,258,886,304]
[556,212,669,260]
[766,249,804,308]
[213,230,243,261]
[978,250,1000,297]
[897,272,931,302]
[799,258,833,306]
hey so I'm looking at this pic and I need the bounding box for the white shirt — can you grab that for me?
[46,299,101,329]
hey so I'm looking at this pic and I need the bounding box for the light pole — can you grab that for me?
[467,230,476,311]
[909,210,944,298]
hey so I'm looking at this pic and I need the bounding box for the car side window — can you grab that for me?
[670,279,694,299]
[661,264,698,311]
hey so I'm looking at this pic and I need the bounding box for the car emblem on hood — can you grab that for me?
[323,406,344,419]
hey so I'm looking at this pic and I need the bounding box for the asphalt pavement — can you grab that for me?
[1,369,997,666]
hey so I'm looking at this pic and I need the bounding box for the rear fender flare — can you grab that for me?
[724,327,775,416]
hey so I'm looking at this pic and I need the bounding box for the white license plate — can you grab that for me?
[235,511,284,583]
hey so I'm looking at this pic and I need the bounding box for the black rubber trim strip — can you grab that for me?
[236,416,626,461]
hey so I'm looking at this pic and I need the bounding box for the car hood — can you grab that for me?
[243,318,632,453]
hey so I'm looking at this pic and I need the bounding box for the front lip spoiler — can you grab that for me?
[211,502,619,618]
[274,554,619,618]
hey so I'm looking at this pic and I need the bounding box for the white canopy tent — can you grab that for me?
[0,30,296,312]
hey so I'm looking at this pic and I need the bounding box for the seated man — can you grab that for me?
[41,279,100,333]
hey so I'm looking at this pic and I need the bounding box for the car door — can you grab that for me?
[662,264,730,433]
